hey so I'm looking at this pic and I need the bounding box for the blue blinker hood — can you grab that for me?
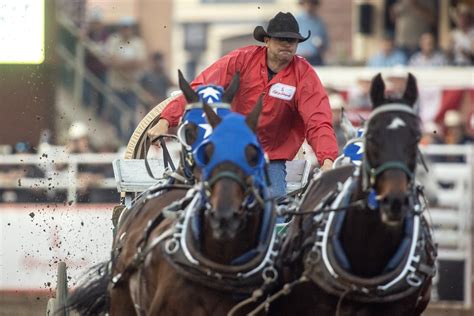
[178,85,231,151]
[194,113,266,183]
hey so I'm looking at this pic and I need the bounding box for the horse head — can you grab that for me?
[175,70,239,180]
[365,73,421,226]
[194,98,267,242]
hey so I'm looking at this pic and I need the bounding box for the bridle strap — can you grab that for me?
[366,160,414,186]
[207,171,248,191]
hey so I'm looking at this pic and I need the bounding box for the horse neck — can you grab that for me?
[340,177,404,277]
[201,206,263,265]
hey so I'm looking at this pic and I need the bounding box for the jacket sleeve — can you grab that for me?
[296,67,339,165]
[159,49,245,127]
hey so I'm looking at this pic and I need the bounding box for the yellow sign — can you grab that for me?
[0,0,45,64]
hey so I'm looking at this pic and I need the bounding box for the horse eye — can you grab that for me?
[184,123,198,145]
[245,145,260,167]
[203,143,214,165]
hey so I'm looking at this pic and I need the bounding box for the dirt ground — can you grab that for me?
[0,294,473,316]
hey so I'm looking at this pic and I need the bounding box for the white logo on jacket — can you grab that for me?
[269,83,296,101]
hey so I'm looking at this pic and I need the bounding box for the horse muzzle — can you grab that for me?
[209,210,241,240]
[379,193,410,226]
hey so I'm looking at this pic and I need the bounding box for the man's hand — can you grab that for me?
[320,159,334,172]
[147,119,169,146]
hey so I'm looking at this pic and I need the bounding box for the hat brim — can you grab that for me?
[253,26,310,43]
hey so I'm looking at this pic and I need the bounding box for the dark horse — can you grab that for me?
[271,73,437,316]
[68,76,278,315]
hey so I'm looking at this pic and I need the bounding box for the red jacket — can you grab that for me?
[160,45,338,164]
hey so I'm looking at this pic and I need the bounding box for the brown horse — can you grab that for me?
[67,76,278,315]
[269,73,436,316]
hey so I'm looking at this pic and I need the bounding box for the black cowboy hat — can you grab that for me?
[254,12,311,43]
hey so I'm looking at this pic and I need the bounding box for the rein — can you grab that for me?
[365,160,414,187]
[207,170,248,191]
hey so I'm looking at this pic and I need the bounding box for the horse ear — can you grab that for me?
[203,102,222,128]
[222,72,240,103]
[245,96,262,132]
[402,73,418,107]
[370,73,385,108]
[178,69,199,103]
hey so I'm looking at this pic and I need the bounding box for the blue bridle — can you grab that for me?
[177,85,232,152]
[194,113,266,187]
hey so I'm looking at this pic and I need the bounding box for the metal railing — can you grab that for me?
[0,150,120,203]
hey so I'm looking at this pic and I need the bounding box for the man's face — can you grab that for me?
[301,2,319,15]
[381,38,394,55]
[265,37,298,63]
[120,26,134,39]
[420,33,435,55]
[68,137,90,153]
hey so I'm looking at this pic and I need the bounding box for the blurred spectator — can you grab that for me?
[420,121,443,146]
[328,93,346,153]
[348,70,373,109]
[105,16,147,138]
[82,8,109,117]
[61,122,116,203]
[390,0,437,56]
[295,0,329,65]
[409,32,447,66]
[432,109,473,163]
[384,66,411,100]
[57,0,87,27]
[140,52,173,106]
[66,121,95,154]
[367,34,407,67]
[448,4,474,66]
[442,110,473,145]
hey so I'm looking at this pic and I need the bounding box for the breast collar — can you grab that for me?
[160,189,280,295]
[303,170,436,303]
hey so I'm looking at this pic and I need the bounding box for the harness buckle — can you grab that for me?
[262,266,278,284]
[306,248,321,264]
[406,272,422,287]
[165,238,180,254]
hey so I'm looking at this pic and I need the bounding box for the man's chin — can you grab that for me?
[278,52,293,62]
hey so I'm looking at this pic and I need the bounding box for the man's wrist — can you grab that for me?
[322,159,334,165]
[158,118,170,128]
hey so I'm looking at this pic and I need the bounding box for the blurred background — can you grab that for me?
[0,0,473,315]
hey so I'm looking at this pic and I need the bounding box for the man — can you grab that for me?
[295,0,329,65]
[83,9,109,116]
[148,12,338,198]
[140,52,173,105]
[328,93,346,153]
[390,0,436,56]
[105,16,147,138]
[408,32,447,67]
[367,33,407,67]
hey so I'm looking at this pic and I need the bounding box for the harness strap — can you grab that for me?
[144,134,177,180]
[207,171,248,191]
[367,160,414,186]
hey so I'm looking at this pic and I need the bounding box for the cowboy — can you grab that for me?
[148,12,338,198]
